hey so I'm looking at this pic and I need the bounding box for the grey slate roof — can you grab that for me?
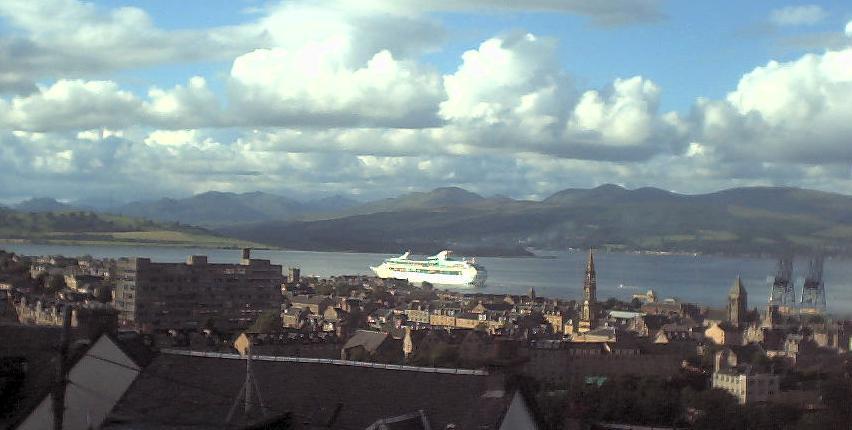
[342,329,390,353]
[103,352,516,429]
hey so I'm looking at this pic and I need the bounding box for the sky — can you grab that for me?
[1,0,851,203]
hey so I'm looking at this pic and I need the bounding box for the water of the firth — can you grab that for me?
[4,244,851,316]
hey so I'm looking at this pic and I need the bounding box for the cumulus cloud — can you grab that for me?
[567,77,665,147]
[0,77,225,132]
[0,0,268,89]
[229,48,443,128]
[145,77,223,129]
[0,80,143,131]
[5,0,852,203]
[438,33,682,160]
[257,2,445,66]
[769,5,827,27]
[690,46,852,163]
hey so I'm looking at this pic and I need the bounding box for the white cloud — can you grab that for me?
[769,5,827,26]
[690,46,852,163]
[0,77,224,132]
[5,1,852,203]
[257,2,445,66]
[229,48,443,127]
[440,34,566,124]
[439,33,682,160]
[76,129,124,141]
[145,77,223,129]
[0,80,142,131]
[0,0,267,88]
[567,76,661,146]
[846,20,852,37]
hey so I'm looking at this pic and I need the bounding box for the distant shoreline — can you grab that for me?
[0,238,275,251]
[3,238,849,262]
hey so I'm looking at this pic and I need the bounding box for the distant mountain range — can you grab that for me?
[218,185,852,257]
[13,192,360,227]
[14,197,77,213]
[10,185,852,256]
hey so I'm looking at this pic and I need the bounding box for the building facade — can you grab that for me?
[113,251,285,331]
[712,370,780,404]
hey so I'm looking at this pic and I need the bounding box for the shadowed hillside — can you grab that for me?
[218,185,852,257]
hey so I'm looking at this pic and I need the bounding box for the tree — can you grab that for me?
[629,297,643,310]
[46,274,66,292]
[820,378,852,419]
[248,310,281,334]
[682,388,745,430]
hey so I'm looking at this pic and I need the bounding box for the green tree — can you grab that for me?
[46,274,66,292]
[682,388,745,430]
[248,310,281,333]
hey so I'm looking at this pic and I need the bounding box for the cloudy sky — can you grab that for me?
[1,0,851,203]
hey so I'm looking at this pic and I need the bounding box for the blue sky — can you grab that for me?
[84,0,850,111]
[0,0,851,202]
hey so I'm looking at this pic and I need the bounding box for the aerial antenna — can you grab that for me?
[226,333,268,424]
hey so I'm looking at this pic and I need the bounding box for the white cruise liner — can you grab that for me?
[370,250,487,288]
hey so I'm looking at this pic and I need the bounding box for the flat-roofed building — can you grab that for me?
[113,250,284,331]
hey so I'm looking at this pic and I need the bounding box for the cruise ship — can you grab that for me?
[370,250,487,288]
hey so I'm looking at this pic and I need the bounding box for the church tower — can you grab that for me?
[579,249,598,333]
[728,276,748,327]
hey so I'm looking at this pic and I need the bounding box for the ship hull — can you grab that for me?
[370,263,486,288]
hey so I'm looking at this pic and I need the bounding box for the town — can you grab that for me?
[1,247,850,429]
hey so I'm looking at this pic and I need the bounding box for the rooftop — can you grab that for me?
[104,350,510,429]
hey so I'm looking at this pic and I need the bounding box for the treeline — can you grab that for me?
[0,208,211,237]
[529,372,852,429]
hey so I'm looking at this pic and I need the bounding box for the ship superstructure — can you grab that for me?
[370,250,487,288]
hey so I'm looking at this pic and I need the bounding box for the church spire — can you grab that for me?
[728,276,748,327]
[586,248,595,273]
[584,249,597,303]
[579,249,598,333]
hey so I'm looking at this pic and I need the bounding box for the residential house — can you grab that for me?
[711,347,780,404]
[455,312,486,330]
[340,330,403,363]
[281,307,310,330]
[288,294,333,315]
[705,321,742,346]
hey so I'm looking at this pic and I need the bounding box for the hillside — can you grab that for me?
[14,197,76,213]
[0,207,264,248]
[218,185,852,257]
[111,191,359,226]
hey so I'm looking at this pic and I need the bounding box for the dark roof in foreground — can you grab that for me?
[0,324,64,428]
[104,351,513,429]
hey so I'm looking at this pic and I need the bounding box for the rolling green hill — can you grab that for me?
[111,191,358,227]
[0,208,265,248]
[217,185,852,256]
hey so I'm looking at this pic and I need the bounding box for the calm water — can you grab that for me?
[4,244,852,316]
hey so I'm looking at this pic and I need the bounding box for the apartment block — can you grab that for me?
[113,250,284,331]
